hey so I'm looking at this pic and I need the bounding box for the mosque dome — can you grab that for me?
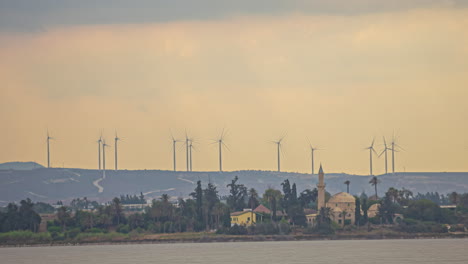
[328,192,355,204]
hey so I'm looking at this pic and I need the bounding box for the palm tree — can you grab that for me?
[161,194,170,203]
[369,176,381,198]
[248,188,259,210]
[344,180,350,193]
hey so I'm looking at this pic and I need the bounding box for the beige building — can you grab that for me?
[314,165,356,227]
[326,192,356,226]
[368,203,380,218]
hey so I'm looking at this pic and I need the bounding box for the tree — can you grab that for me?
[361,197,368,224]
[378,193,397,224]
[204,182,220,229]
[18,198,41,232]
[449,192,459,205]
[248,188,260,210]
[262,188,282,222]
[299,188,318,208]
[314,207,334,234]
[110,197,123,225]
[190,180,204,230]
[355,197,361,226]
[369,176,381,198]
[57,206,71,231]
[404,199,443,222]
[344,180,350,193]
[281,179,292,211]
[226,176,247,211]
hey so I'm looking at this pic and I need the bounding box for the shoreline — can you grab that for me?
[2,232,467,248]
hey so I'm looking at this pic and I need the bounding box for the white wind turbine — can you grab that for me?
[170,132,181,172]
[213,128,229,172]
[46,130,55,168]
[96,133,103,170]
[364,138,378,176]
[307,139,322,175]
[379,136,392,175]
[114,131,122,171]
[272,135,286,172]
[390,134,404,175]
[102,139,110,178]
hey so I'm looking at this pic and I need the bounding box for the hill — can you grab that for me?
[0,167,467,205]
[0,162,44,171]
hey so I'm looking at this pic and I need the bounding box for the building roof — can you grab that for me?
[328,192,355,204]
[303,208,317,215]
[319,164,323,174]
[253,204,271,214]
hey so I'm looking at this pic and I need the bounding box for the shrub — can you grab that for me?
[65,228,81,239]
[47,226,61,233]
[117,224,130,234]
[0,231,52,244]
[397,218,448,233]
[87,227,107,233]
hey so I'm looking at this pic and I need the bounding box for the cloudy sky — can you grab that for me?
[1,1,467,173]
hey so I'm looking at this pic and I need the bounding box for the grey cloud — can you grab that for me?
[1,0,467,32]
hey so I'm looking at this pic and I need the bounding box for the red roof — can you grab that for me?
[253,204,271,214]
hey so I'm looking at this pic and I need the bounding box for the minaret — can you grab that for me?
[317,164,326,211]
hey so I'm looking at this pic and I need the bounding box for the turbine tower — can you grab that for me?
[390,135,404,175]
[185,131,190,172]
[364,138,377,176]
[114,131,121,171]
[189,139,194,171]
[171,133,180,172]
[273,136,285,172]
[215,129,228,172]
[379,136,391,175]
[102,139,109,178]
[46,130,54,168]
[97,135,102,170]
[307,139,321,175]
[310,146,322,175]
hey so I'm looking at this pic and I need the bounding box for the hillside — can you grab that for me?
[0,166,467,205]
[0,162,44,170]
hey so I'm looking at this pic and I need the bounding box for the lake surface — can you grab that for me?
[1,239,467,264]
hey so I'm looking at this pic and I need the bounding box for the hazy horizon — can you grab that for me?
[1,1,468,174]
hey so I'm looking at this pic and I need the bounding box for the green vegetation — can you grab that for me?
[1,176,468,245]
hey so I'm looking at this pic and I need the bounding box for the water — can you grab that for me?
[1,239,467,264]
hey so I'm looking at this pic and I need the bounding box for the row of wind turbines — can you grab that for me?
[45,129,403,176]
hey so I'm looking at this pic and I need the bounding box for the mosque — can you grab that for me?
[306,165,356,227]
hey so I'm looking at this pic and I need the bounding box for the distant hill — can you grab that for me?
[0,162,44,170]
[0,167,467,205]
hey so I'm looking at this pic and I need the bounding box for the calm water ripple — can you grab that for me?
[1,239,467,264]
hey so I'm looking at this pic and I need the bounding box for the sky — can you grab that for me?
[1,1,468,174]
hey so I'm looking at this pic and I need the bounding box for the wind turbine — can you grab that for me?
[189,138,196,172]
[309,146,322,175]
[185,131,190,172]
[307,138,321,175]
[46,130,54,168]
[97,134,102,170]
[102,139,110,178]
[273,135,285,172]
[214,129,229,172]
[114,131,121,171]
[379,136,391,175]
[171,132,180,172]
[364,138,378,176]
[390,134,404,175]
